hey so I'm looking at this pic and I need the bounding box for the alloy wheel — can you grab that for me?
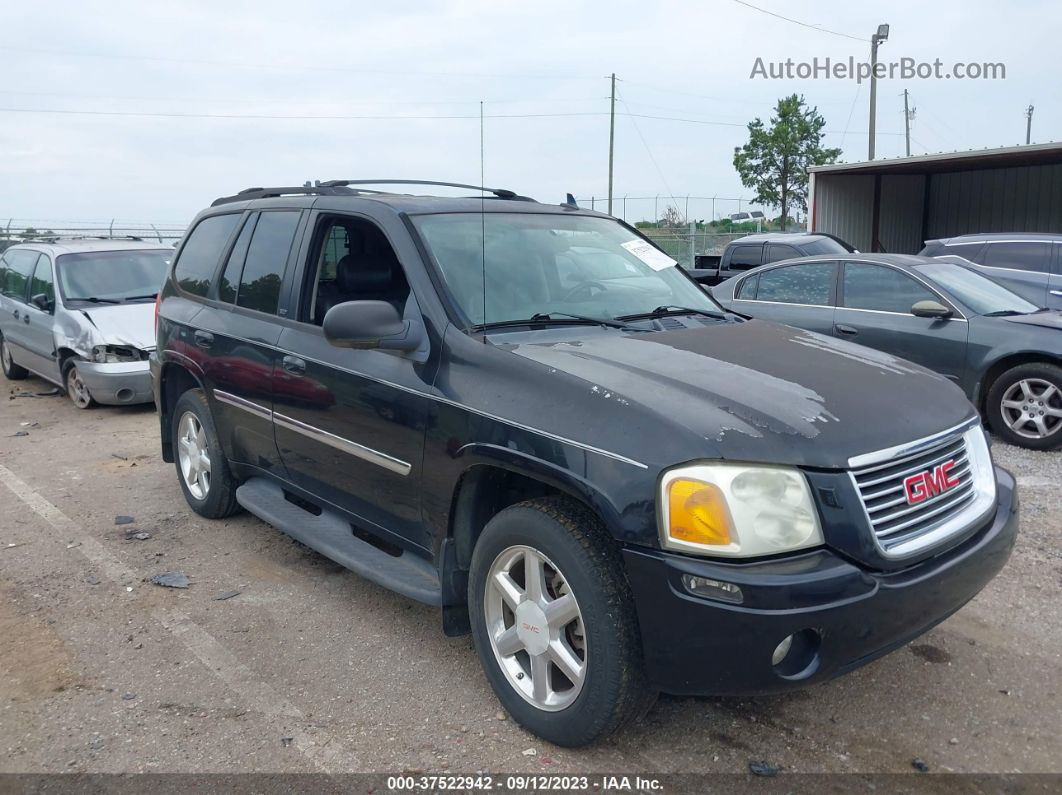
[66,366,92,408]
[1000,378,1062,440]
[177,411,212,500]
[484,545,587,712]
[1,341,11,373]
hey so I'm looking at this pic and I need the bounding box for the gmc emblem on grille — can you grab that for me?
[904,460,960,505]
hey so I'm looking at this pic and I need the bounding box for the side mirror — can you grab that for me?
[322,300,424,352]
[30,293,53,312]
[911,299,952,319]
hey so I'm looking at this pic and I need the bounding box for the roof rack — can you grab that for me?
[210,185,360,207]
[315,179,522,200]
[23,235,144,243]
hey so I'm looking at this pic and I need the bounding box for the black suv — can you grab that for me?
[152,181,1018,747]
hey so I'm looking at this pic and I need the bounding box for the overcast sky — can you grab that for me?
[1,0,1055,228]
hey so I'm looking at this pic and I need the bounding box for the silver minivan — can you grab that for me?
[0,237,172,408]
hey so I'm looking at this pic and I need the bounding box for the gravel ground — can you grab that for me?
[0,373,1060,777]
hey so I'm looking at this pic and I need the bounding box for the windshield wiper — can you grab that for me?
[123,293,158,301]
[473,312,636,332]
[618,305,729,322]
[66,296,120,304]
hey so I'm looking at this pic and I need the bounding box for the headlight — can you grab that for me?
[91,345,142,363]
[660,463,823,557]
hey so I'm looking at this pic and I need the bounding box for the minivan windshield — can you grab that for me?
[917,261,1040,316]
[57,249,172,303]
[412,213,720,327]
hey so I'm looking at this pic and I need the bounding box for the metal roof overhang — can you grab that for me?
[808,141,1062,177]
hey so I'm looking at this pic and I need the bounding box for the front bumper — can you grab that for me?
[623,466,1018,696]
[77,360,153,405]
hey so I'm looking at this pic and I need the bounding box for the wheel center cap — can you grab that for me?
[515,601,550,655]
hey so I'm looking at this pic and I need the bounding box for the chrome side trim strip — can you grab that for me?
[214,389,273,421]
[272,411,412,477]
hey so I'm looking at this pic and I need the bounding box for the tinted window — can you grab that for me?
[58,250,171,303]
[937,242,985,264]
[217,215,257,304]
[736,273,759,299]
[0,249,39,301]
[236,211,300,314]
[28,255,55,310]
[756,262,835,305]
[982,241,1050,273]
[843,262,936,313]
[801,238,848,256]
[174,214,241,297]
[765,244,799,263]
[727,244,762,270]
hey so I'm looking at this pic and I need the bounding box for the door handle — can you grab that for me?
[282,355,306,376]
[193,330,214,349]
[23,314,30,324]
[1050,289,1062,297]
[835,323,859,336]
[12,309,19,320]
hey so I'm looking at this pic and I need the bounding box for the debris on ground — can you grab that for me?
[111,453,129,461]
[9,387,60,399]
[114,516,135,525]
[126,531,151,541]
[86,575,101,585]
[749,760,781,777]
[4,542,27,550]
[212,589,242,601]
[148,571,190,589]
[280,737,294,747]
[912,758,930,773]
[121,693,137,701]
[521,748,537,757]
[495,711,507,721]
[11,431,29,437]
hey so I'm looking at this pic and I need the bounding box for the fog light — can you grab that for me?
[772,635,794,666]
[682,575,743,604]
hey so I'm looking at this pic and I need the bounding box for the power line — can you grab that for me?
[616,97,680,216]
[730,0,868,42]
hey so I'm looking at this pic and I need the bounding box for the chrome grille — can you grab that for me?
[849,422,996,558]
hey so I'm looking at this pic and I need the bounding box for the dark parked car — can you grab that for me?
[152,182,1017,746]
[920,233,1062,310]
[686,232,853,286]
[713,253,1062,449]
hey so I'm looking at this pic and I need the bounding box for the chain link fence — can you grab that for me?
[0,219,186,251]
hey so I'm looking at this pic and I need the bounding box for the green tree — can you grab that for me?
[733,94,840,232]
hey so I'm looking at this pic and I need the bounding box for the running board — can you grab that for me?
[235,478,441,606]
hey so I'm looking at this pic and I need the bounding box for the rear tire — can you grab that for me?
[986,362,1062,450]
[468,496,655,747]
[172,388,240,518]
[1,336,28,380]
[62,360,95,409]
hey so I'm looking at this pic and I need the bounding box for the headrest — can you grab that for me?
[335,253,392,293]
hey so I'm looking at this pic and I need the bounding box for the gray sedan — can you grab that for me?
[712,253,1062,450]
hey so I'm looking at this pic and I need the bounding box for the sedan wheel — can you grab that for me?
[484,544,587,712]
[177,411,212,500]
[999,378,1062,440]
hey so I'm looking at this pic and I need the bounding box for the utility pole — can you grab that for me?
[868,23,890,160]
[902,89,913,157]
[1026,104,1035,144]
[607,73,616,215]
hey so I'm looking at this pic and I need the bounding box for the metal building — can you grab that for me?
[807,142,1062,253]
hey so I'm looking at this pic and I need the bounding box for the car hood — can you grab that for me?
[1000,310,1062,331]
[501,319,977,469]
[56,302,156,355]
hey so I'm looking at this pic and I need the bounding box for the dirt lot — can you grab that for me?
[1,372,1060,777]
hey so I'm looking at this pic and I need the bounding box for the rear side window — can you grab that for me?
[982,241,1050,273]
[173,214,242,297]
[756,262,835,305]
[765,244,799,263]
[236,210,300,314]
[842,262,936,314]
[0,249,40,302]
[727,244,762,270]
[217,215,257,304]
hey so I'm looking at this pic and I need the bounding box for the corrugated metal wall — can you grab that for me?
[814,161,1062,254]
[927,164,1062,238]
[813,174,874,251]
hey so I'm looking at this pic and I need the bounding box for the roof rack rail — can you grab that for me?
[315,179,522,200]
[210,185,360,207]
[23,235,145,243]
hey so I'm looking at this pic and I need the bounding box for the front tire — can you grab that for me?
[171,389,240,518]
[986,362,1062,450]
[1,336,28,380]
[63,360,95,409]
[468,497,655,747]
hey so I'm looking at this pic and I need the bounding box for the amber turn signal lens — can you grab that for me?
[667,479,733,546]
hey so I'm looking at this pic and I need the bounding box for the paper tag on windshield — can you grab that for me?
[621,240,678,271]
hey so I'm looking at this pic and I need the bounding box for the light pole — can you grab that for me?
[868,23,890,160]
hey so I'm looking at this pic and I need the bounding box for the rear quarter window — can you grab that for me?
[173,214,242,297]
[982,241,1051,273]
[727,244,762,270]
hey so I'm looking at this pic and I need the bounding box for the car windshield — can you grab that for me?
[57,249,172,303]
[411,212,720,326]
[916,261,1040,315]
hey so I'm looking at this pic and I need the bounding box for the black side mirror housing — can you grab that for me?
[322,300,424,352]
[911,299,953,319]
[30,293,53,312]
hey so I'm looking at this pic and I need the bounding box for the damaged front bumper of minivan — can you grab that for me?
[623,467,1018,696]
[76,359,154,405]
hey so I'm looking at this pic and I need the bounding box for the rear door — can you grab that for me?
[764,243,800,263]
[19,253,61,383]
[0,248,41,371]
[1047,242,1062,310]
[718,242,763,283]
[834,261,968,383]
[976,240,1051,306]
[731,261,837,334]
